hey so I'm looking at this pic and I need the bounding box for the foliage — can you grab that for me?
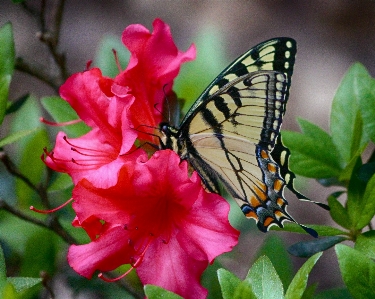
[1,3,375,298]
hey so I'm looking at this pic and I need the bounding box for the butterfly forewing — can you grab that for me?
[182,38,296,123]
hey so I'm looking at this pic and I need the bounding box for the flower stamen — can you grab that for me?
[40,117,82,126]
[30,197,74,214]
[112,49,122,73]
[98,234,154,282]
[98,266,134,282]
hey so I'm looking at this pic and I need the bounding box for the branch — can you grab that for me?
[17,0,68,91]
[0,152,77,244]
[39,0,68,80]
[0,151,39,194]
[15,57,62,92]
[0,199,77,245]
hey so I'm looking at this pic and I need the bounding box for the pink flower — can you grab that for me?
[68,150,239,299]
[116,18,196,142]
[43,19,195,187]
[44,68,141,188]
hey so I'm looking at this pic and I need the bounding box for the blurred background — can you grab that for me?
[1,0,375,298]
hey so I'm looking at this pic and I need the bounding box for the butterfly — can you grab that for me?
[159,38,329,237]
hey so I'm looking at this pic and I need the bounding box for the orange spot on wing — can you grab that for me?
[263,216,274,228]
[255,184,267,201]
[261,149,269,159]
[276,197,285,207]
[273,179,284,192]
[274,210,283,219]
[267,163,277,173]
[250,196,261,208]
[245,211,258,220]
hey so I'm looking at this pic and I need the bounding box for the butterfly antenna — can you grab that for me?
[131,124,164,148]
[163,84,172,122]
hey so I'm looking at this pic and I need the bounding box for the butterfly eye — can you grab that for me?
[161,124,169,134]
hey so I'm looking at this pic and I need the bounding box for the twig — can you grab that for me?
[39,0,68,80]
[0,151,39,194]
[15,57,61,92]
[16,0,68,92]
[0,152,77,244]
[0,198,77,245]
[40,271,56,299]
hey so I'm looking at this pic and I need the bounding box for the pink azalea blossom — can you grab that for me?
[116,18,196,142]
[68,150,239,299]
[44,68,141,188]
[44,19,195,187]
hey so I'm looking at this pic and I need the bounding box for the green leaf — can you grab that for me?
[0,128,39,148]
[94,34,130,78]
[0,22,15,126]
[5,93,29,115]
[11,96,41,134]
[357,161,375,183]
[217,268,242,299]
[328,193,351,229]
[355,231,375,260]
[41,96,90,138]
[346,157,366,227]
[0,245,6,281]
[338,145,367,183]
[246,256,283,299]
[354,173,375,230]
[174,27,227,114]
[330,63,371,165]
[288,236,347,257]
[315,288,353,299]
[20,230,57,277]
[336,244,375,299]
[271,223,347,236]
[233,280,257,299]
[0,23,15,77]
[357,72,375,143]
[297,118,333,144]
[0,282,17,299]
[0,75,11,126]
[202,259,222,299]
[285,252,322,299]
[255,235,293,289]
[16,129,49,206]
[47,173,73,192]
[144,285,183,299]
[7,277,42,292]
[301,283,318,299]
[9,97,49,206]
[281,130,341,178]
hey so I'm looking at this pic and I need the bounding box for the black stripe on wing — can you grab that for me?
[191,71,287,151]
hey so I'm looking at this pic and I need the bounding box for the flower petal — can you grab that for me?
[137,236,208,299]
[68,226,133,278]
